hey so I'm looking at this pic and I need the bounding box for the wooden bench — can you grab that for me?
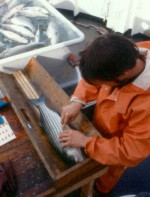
[0,58,107,197]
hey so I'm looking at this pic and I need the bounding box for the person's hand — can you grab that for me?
[59,129,92,148]
[61,102,83,127]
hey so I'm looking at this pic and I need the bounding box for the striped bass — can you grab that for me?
[0,4,7,17]
[30,96,85,163]
[0,41,5,52]
[7,16,35,32]
[1,4,24,23]
[0,0,11,7]
[1,0,12,6]
[0,28,28,43]
[46,20,60,45]
[0,0,12,8]
[30,26,40,43]
[0,40,49,59]
[0,1,5,7]
[22,6,49,15]
[19,7,49,18]
[7,0,19,10]
[1,24,34,38]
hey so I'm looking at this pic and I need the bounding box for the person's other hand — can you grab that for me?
[59,129,92,148]
[61,102,83,127]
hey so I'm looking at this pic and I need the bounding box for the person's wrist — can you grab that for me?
[82,136,92,148]
[70,101,83,109]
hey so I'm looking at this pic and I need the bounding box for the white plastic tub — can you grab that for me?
[0,0,84,74]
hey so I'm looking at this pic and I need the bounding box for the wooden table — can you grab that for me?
[0,58,108,197]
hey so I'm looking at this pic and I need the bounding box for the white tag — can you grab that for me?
[0,116,16,146]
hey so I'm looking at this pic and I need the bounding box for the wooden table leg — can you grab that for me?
[80,180,95,197]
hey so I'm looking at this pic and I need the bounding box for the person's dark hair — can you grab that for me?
[79,33,141,83]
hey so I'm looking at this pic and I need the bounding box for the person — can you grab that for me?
[59,34,150,195]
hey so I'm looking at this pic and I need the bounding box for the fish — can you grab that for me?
[0,40,49,59]
[2,0,12,5]
[30,96,85,163]
[0,4,7,17]
[0,41,5,52]
[19,7,49,18]
[1,4,24,23]
[30,26,40,43]
[46,20,60,45]
[7,0,20,10]
[0,28,28,43]
[0,1,5,7]
[1,24,34,38]
[22,6,49,15]
[7,16,36,32]
[0,1,7,7]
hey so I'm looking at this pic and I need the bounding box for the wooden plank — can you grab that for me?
[37,166,108,197]
[80,180,95,197]
[54,159,107,190]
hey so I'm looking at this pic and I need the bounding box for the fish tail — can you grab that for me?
[28,95,44,106]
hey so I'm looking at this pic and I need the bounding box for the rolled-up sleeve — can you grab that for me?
[71,79,99,103]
